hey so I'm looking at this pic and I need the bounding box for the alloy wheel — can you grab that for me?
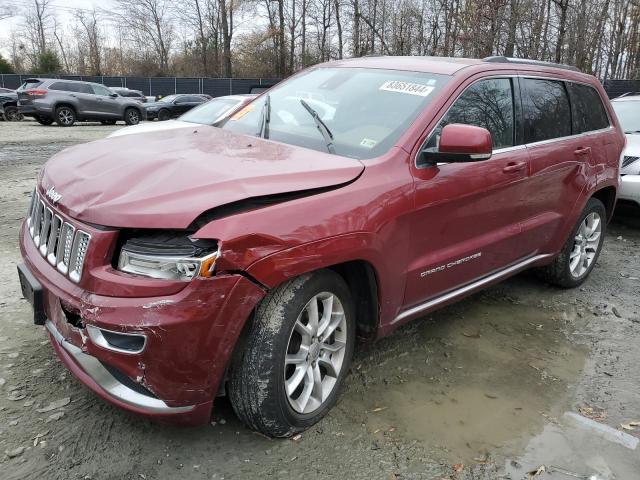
[58,108,74,125]
[5,108,22,121]
[569,212,602,278]
[128,110,139,123]
[284,292,348,414]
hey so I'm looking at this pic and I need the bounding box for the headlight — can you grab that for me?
[117,232,218,281]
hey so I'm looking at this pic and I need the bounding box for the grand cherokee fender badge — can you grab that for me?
[420,252,482,278]
[45,186,62,204]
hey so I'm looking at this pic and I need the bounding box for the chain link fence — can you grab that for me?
[0,74,281,98]
[603,79,640,99]
[1,73,637,99]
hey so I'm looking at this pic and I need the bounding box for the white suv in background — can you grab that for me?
[612,94,640,206]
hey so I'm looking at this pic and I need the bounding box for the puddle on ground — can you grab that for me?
[345,300,588,463]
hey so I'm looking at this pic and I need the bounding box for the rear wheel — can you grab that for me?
[4,106,23,121]
[157,109,170,121]
[229,269,355,437]
[124,108,140,125]
[35,116,54,125]
[54,106,76,127]
[537,198,606,288]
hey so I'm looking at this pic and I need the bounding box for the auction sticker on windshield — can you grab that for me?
[230,103,255,121]
[379,80,435,97]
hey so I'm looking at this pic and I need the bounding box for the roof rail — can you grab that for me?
[483,56,580,72]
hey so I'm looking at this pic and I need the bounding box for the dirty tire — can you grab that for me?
[4,106,23,121]
[54,106,76,127]
[537,197,606,288]
[35,116,54,125]
[157,109,170,121]
[229,269,355,438]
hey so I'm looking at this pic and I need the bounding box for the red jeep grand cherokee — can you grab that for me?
[18,56,624,437]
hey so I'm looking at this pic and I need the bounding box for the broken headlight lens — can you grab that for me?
[117,232,218,281]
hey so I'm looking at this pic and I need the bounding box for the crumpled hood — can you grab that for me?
[622,134,640,174]
[40,126,364,229]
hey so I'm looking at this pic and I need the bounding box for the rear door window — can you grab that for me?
[521,78,571,143]
[49,82,75,92]
[424,78,515,151]
[567,83,610,133]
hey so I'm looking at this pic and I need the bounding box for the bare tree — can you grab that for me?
[111,0,174,73]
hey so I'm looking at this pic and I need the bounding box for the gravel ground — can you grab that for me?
[1,119,639,480]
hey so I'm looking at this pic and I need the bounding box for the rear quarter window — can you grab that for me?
[567,83,610,133]
[522,78,571,143]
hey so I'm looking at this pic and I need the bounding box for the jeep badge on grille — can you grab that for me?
[45,186,62,204]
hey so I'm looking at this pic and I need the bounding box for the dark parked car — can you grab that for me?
[112,87,147,103]
[144,94,208,121]
[0,87,23,121]
[17,78,145,127]
[18,56,623,437]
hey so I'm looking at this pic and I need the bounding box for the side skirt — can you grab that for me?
[392,253,553,325]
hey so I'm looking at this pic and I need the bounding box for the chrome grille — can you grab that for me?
[27,190,91,283]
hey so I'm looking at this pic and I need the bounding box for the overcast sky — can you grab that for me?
[0,0,113,58]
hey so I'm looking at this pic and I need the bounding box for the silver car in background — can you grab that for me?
[612,94,640,206]
[108,94,257,138]
[17,78,145,127]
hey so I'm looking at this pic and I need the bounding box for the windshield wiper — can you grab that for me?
[256,94,271,139]
[299,99,336,154]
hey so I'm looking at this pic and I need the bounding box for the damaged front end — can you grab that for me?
[19,194,266,425]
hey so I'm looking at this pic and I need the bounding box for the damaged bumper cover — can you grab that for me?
[45,319,195,414]
[20,221,266,426]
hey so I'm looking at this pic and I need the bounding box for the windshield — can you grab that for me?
[179,98,241,124]
[223,67,449,159]
[157,95,178,103]
[612,100,640,133]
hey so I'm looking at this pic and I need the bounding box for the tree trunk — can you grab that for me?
[335,0,343,59]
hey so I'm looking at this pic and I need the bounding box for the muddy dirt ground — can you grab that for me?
[1,120,639,480]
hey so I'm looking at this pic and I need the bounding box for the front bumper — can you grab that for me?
[145,110,158,119]
[620,174,640,206]
[19,220,266,425]
[45,319,198,415]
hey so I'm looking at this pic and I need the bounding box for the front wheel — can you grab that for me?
[124,108,140,125]
[229,269,355,437]
[537,197,606,288]
[157,109,170,121]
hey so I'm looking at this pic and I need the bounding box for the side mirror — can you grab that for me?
[110,93,118,98]
[421,123,493,165]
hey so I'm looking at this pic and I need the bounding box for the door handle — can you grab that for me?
[503,161,527,173]
[574,147,591,156]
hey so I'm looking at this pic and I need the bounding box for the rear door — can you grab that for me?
[518,77,603,252]
[405,76,532,307]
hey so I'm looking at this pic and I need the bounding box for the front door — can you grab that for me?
[404,77,532,308]
[90,84,120,118]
